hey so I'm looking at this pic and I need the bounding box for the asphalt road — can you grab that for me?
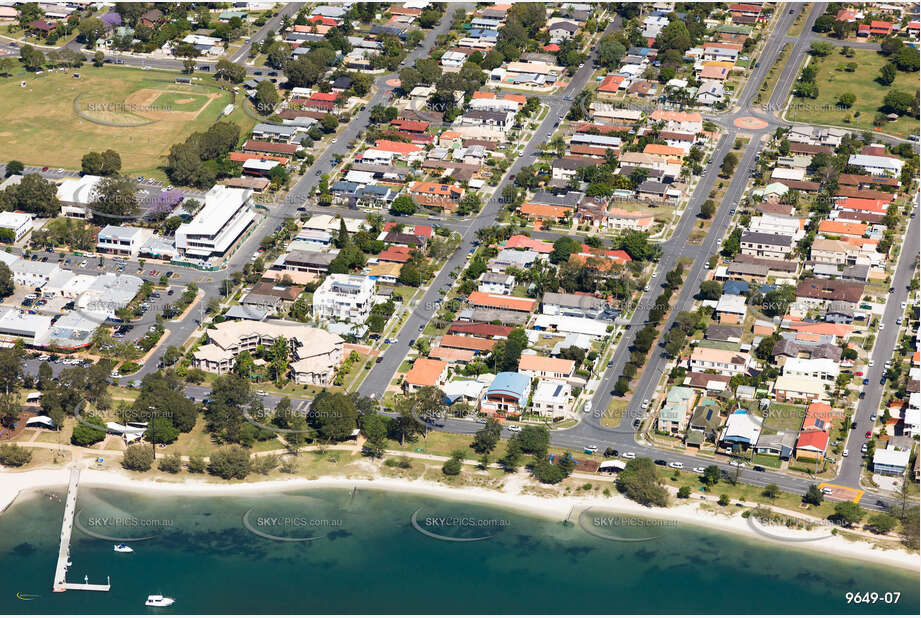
[357,15,622,398]
[837,195,919,486]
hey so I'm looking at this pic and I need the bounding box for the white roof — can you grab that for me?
[782,357,840,376]
[0,211,32,228]
[721,411,763,442]
[773,374,826,395]
[179,185,252,237]
[532,314,608,337]
[533,379,570,404]
[771,167,806,181]
[56,175,103,205]
[873,446,911,467]
[848,154,905,172]
[716,294,747,315]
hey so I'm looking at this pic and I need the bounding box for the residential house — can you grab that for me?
[404,358,448,393]
[480,372,531,417]
[518,355,575,380]
[689,347,751,376]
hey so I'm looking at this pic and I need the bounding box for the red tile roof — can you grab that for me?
[447,322,515,338]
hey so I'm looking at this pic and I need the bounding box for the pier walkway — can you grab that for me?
[52,467,110,593]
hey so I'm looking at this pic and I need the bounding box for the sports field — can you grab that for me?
[0,66,256,178]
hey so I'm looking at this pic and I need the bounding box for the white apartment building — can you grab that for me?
[0,211,33,241]
[96,225,154,257]
[781,357,840,385]
[57,175,104,218]
[312,274,376,323]
[748,214,803,240]
[531,379,572,417]
[175,185,255,259]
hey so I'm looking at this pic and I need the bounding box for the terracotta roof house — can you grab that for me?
[447,322,514,338]
[520,203,571,221]
[377,245,413,263]
[407,182,464,211]
[795,430,829,460]
[467,291,537,314]
[439,334,496,353]
[242,140,299,156]
[503,235,553,253]
[404,358,448,392]
[518,355,575,379]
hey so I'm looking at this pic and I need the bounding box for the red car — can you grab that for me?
[855,371,863,376]
[865,431,872,438]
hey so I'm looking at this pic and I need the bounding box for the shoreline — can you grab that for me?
[2,466,918,572]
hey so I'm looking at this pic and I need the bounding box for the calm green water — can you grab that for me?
[0,486,917,614]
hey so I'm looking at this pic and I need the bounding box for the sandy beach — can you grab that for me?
[1,466,918,572]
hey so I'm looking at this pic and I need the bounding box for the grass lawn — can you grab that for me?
[763,402,806,432]
[752,453,783,469]
[755,42,791,106]
[787,4,812,37]
[151,91,213,112]
[790,49,920,138]
[600,398,628,428]
[0,65,255,177]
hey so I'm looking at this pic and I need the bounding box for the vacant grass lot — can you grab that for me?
[790,49,920,138]
[0,65,255,178]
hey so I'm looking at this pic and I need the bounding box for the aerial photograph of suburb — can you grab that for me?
[0,1,918,616]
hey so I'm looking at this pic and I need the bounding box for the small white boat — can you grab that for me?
[145,595,174,607]
[113,544,133,553]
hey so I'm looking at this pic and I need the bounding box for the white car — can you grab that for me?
[79,260,87,268]
[668,462,683,469]
[507,424,521,433]
[693,466,706,474]
[622,452,636,459]
[821,487,833,495]
[879,323,884,330]
[842,449,849,457]
[868,360,875,367]
[643,284,650,292]
[256,389,266,396]
[641,399,650,409]
[585,445,598,453]
[729,460,746,468]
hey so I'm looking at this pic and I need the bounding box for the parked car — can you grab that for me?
[622,452,636,459]
[506,424,521,433]
[668,462,683,469]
